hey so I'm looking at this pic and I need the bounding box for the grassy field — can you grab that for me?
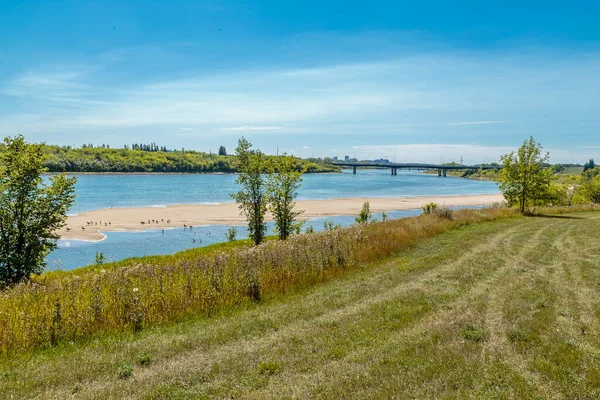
[2,212,600,399]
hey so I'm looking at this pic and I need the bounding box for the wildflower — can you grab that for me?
[133,287,139,293]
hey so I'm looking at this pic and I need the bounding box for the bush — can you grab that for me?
[226,227,238,242]
[432,206,454,220]
[422,202,438,215]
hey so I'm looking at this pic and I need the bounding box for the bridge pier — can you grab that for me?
[438,169,442,177]
[391,168,397,176]
[443,169,447,177]
[352,166,357,175]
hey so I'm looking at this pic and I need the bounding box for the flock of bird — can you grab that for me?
[65,218,213,245]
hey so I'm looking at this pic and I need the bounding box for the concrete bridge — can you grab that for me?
[332,161,501,177]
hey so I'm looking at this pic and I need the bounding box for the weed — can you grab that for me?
[138,353,152,366]
[258,361,282,376]
[461,324,489,343]
[118,363,134,379]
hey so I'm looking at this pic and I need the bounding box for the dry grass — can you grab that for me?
[0,208,599,398]
[0,207,523,355]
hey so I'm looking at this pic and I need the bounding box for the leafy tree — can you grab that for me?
[499,137,553,213]
[0,136,76,287]
[231,138,268,245]
[355,201,372,224]
[218,146,227,156]
[580,175,600,204]
[584,159,595,172]
[267,154,305,240]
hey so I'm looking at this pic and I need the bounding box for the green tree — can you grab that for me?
[499,137,553,213]
[267,154,305,240]
[231,138,268,245]
[218,145,227,156]
[355,201,372,224]
[0,136,76,287]
[583,159,595,172]
[580,175,600,204]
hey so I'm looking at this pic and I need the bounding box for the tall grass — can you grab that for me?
[0,205,596,355]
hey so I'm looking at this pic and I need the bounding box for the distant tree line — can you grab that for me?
[126,143,169,152]
[30,144,340,174]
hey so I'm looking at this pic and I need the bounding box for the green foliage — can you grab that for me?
[0,136,77,287]
[323,219,341,231]
[32,144,339,173]
[226,226,238,242]
[218,145,227,156]
[258,361,282,376]
[460,324,489,343]
[499,137,553,213]
[305,225,314,234]
[583,158,595,172]
[422,202,438,215]
[355,201,372,224]
[94,252,106,266]
[138,353,152,366]
[267,154,305,240]
[118,363,134,379]
[231,138,268,245]
[381,212,387,222]
[579,175,600,204]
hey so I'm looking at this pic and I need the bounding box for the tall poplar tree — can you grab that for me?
[231,138,268,245]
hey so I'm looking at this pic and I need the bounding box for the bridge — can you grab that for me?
[332,161,501,177]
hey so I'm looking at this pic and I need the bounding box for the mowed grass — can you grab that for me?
[2,213,600,399]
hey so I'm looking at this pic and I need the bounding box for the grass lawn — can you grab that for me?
[1,212,600,399]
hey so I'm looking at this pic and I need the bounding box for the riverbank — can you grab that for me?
[59,193,504,240]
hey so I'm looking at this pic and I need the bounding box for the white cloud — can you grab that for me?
[221,126,283,131]
[301,146,310,149]
[1,41,598,158]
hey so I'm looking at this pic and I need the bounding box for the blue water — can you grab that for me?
[58,169,499,214]
[47,170,500,271]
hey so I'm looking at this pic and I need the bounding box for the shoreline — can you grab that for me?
[59,193,504,241]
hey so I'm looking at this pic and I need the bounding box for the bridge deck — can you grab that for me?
[332,161,500,170]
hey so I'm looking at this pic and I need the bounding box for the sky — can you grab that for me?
[1,0,599,164]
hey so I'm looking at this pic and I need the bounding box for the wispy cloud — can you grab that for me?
[446,120,508,126]
[221,126,283,131]
[0,39,598,158]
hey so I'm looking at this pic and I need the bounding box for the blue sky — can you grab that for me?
[1,0,599,163]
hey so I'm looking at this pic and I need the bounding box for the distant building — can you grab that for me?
[344,155,350,161]
[332,156,338,161]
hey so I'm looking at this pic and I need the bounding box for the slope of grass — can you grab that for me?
[1,211,599,398]
[0,208,519,355]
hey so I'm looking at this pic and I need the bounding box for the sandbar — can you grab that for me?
[59,194,504,241]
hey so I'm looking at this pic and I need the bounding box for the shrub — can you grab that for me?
[355,201,372,224]
[94,252,106,266]
[432,206,454,220]
[226,227,238,242]
[422,202,438,215]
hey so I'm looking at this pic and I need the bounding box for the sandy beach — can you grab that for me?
[59,194,504,241]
